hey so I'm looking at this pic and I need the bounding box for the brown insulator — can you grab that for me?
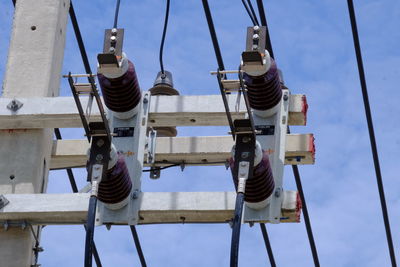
[149,70,179,137]
[97,154,132,204]
[97,60,141,113]
[230,151,275,204]
[243,58,282,111]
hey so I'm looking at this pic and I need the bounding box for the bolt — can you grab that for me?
[110,36,117,43]
[242,136,251,143]
[283,94,289,101]
[275,188,281,198]
[252,44,258,50]
[106,224,112,230]
[241,152,249,159]
[253,25,260,32]
[240,162,247,167]
[249,222,255,227]
[143,98,148,104]
[109,47,115,53]
[132,190,140,199]
[95,154,103,161]
[96,139,104,147]
[252,34,260,40]
[111,28,118,35]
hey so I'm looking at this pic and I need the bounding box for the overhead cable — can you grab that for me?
[53,128,103,267]
[292,164,320,267]
[130,226,148,267]
[255,0,274,59]
[347,1,397,266]
[113,0,121,28]
[255,2,320,265]
[241,0,258,26]
[260,223,277,267]
[159,0,171,75]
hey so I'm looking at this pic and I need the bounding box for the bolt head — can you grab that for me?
[95,154,103,161]
[252,34,260,40]
[111,28,118,35]
[283,94,289,101]
[253,26,260,32]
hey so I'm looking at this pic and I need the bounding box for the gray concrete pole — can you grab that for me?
[0,0,70,266]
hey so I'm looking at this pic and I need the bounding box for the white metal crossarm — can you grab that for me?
[0,94,308,129]
[0,191,301,225]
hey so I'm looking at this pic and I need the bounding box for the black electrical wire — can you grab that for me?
[11,0,15,6]
[247,0,260,26]
[159,0,170,75]
[292,164,320,267]
[241,0,258,26]
[230,192,245,267]
[85,196,98,267]
[260,223,276,267]
[69,2,93,76]
[201,0,225,71]
[130,226,147,267]
[347,1,397,266]
[255,0,274,59]
[54,128,79,193]
[113,0,121,29]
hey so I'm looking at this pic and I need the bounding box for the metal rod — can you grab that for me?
[130,226,147,267]
[68,74,91,141]
[347,1,397,266]
[210,70,243,75]
[259,223,276,267]
[62,74,96,78]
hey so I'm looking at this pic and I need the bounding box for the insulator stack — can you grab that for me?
[97,153,132,206]
[97,60,141,113]
[243,58,282,111]
[149,71,180,137]
[230,151,275,206]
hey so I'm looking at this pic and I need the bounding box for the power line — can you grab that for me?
[69,2,93,77]
[346,1,397,266]
[113,0,121,29]
[241,0,258,26]
[255,0,274,59]
[260,223,276,267]
[292,164,320,267]
[53,128,103,267]
[201,0,225,71]
[130,226,147,267]
[247,0,260,26]
[254,2,321,265]
[159,0,170,75]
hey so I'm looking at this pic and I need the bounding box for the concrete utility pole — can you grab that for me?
[0,0,70,266]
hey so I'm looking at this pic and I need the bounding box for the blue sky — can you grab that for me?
[1,0,400,266]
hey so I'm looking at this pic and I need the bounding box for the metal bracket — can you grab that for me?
[147,129,157,164]
[0,195,9,209]
[96,92,151,226]
[6,99,23,112]
[243,89,290,224]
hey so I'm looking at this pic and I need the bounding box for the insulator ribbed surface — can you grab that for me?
[98,60,141,113]
[97,154,132,204]
[243,59,282,111]
[230,152,275,203]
